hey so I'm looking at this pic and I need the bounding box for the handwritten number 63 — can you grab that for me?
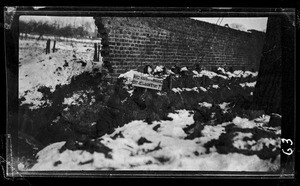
[281,138,294,156]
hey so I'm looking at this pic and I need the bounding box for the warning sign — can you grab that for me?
[132,73,163,91]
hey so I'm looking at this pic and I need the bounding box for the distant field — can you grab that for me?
[20,33,101,43]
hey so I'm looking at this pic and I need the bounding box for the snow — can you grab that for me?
[271,113,282,118]
[192,69,258,79]
[240,82,257,88]
[218,102,230,113]
[90,96,96,105]
[171,87,209,94]
[63,94,81,106]
[212,84,220,89]
[21,33,101,44]
[250,138,281,151]
[118,70,143,84]
[63,92,87,106]
[30,110,204,170]
[198,125,226,144]
[217,67,226,74]
[177,152,279,171]
[233,70,244,76]
[254,114,271,124]
[29,109,280,171]
[180,67,188,71]
[62,90,95,106]
[20,90,52,109]
[192,70,199,74]
[233,115,279,132]
[154,65,164,73]
[157,92,167,96]
[35,141,67,162]
[226,70,259,78]
[31,140,279,171]
[183,87,196,92]
[230,115,281,153]
[243,71,258,77]
[232,117,257,129]
[167,69,175,75]
[232,132,280,152]
[193,70,228,79]
[20,38,277,172]
[192,68,258,79]
[188,87,199,92]
[156,110,195,138]
[199,102,213,108]
[232,132,254,150]
[19,39,101,109]
[171,88,182,93]
[127,90,134,97]
[200,87,207,92]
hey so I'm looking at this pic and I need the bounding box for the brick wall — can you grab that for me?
[97,17,265,78]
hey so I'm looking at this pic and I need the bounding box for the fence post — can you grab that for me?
[97,43,101,61]
[46,39,51,54]
[168,74,173,91]
[94,43,98,61]
[52,40,56,53]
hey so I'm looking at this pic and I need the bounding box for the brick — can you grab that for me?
[101,17,264,76]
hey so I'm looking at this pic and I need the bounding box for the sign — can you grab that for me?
[132,73,163,91]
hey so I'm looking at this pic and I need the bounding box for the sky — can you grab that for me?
[191,17,268,32]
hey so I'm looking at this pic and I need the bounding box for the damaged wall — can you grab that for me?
[96,17,265,78]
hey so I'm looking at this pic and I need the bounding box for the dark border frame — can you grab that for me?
[4,6,296,178]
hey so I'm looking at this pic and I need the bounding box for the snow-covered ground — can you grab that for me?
[19,39,102,109]
[27,110,280,171]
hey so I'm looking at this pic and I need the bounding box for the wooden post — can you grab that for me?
[45,40,48,54]
[167,74,173,91]
[52,40,56,53]
[46,39,51,54]
[97,43,101,61]
[94,43,98,61]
